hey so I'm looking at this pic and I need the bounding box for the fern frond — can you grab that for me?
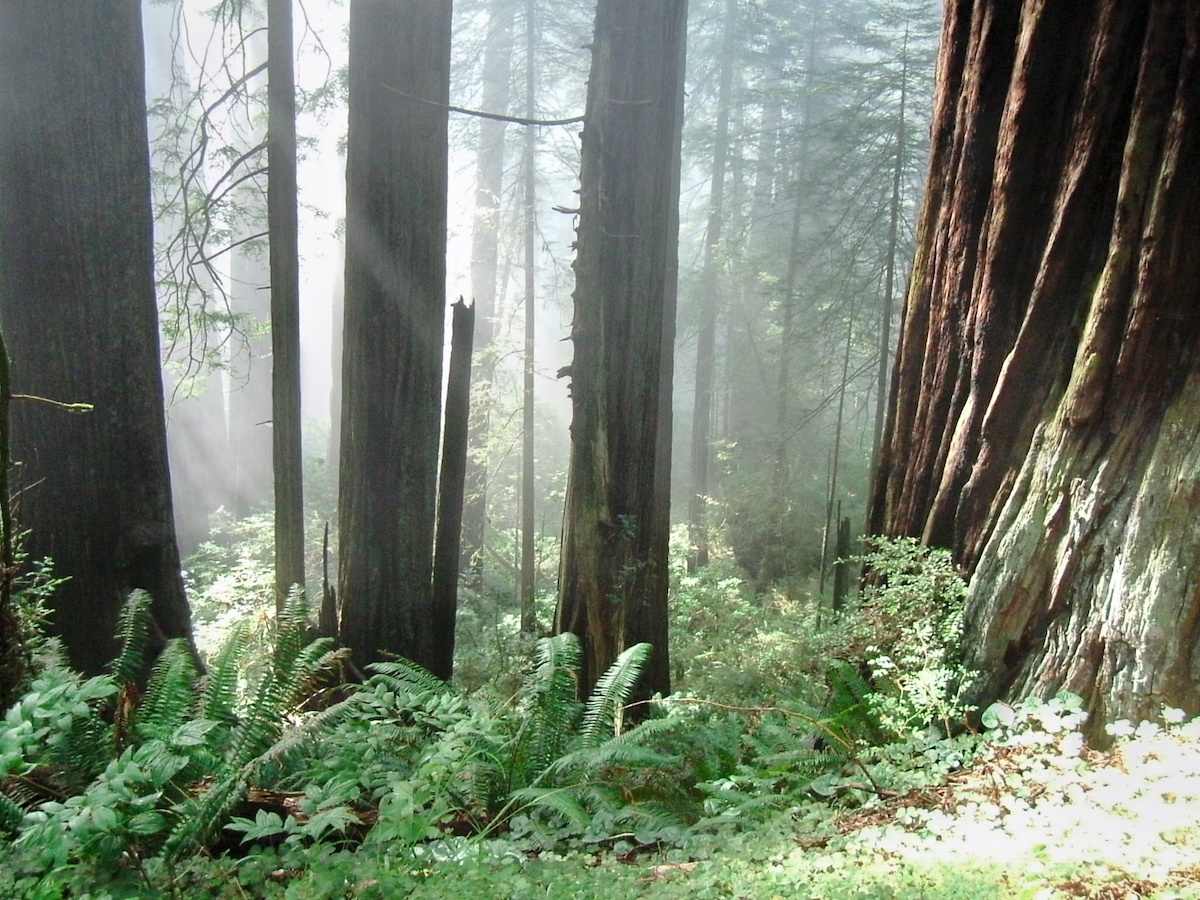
[108,590,154,685]
[508,785,591,832]
[824,660,883,745]
[272,586,312,675]
[0,786,26,834]
[366,658,452,698]
[545,742,670,782]
[279,642,346,709]
[522,634,583,782]
[139,639,201,739]
[579,642,651,749]
[200,619,251,726]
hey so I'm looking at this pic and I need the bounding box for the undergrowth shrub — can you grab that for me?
[843,536,974,740]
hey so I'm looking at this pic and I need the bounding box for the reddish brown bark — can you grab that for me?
[555,0,687,698]
[870,0,1200,733]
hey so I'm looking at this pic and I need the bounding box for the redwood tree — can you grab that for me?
[268,0,306,606]
[0,0,192,673]
[869,0,1200,734]
[555,0,688,698]
[338,0,451,672]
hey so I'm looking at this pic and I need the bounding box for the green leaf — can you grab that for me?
[171,718,219,748]
[127,810,167,836]
[981,702,1015,730]
[225,809,286,843]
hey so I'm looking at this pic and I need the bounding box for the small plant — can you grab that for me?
[846,536,975,739]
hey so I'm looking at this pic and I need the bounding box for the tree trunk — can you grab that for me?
[430,299,474,679]
[338,0,451,673]
[555,0,687,699]
[518,0,538,635]
[0,0,192,674]
[227,30,274,521]
[461,0,515,585]
[868,32,908,489]
[869,0,1200,735]
[268,0,306,608]
[688,0,736,573]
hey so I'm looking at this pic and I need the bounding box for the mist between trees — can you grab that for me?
[0,0,929,687]
[4,0,1196,738]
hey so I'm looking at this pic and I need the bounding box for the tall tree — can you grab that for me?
[431,299,474,679]
[869,0,1200,734]
[518,0,538,635]
[227,25,274,521]
[338,0,452,672]
[688,0,737,573]
[555,0,688,698]
[461,0,515,585]
[268,0,306,606]
[0,0,192,673]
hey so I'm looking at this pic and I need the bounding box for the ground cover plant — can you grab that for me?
[2,536,1200,898]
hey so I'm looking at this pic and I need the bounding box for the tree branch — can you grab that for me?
[382,84,584,126]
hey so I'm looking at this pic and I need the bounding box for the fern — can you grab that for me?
[824,659,883,746]
[107,590,154,686]
[367,658,454,698]
[521,634,583,782]
[578,642,651,749]
[0,781,32,833]
[200,619,250,727]
[162,594,346,857]
[138,639,200,739]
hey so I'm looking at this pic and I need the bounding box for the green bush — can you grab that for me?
[847,536,974,739]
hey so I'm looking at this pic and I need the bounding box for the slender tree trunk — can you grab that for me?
[338,0,451,672]
[430,299,474,679]
[268,0,305,608]
[461,0,515,583]
[868,32,908,489]
[869,0,1200,735]
[0,0,192,674]
[555,0,687,699]
[688,0,736,573]
[227,30,273,520]
[519,0,538,635]
[819,316,853,593]
[0,327,23,707]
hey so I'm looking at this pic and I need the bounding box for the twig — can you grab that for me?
[382,84,584,126]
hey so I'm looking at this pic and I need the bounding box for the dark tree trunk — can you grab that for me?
[688,0,736,573]
[268,0,306,607]
[338,0,451,672]
[869,0,1200,735]
[430,299,474,680]
[555,0,687,699]
[0,0,192,674]
[461,0,515,584]
[0,328,23,706]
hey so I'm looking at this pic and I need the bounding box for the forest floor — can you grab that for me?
[363,715,1200,900]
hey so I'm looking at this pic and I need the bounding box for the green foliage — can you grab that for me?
[845,536,974,739]
[0,587,345,886]
[668,553,828,707]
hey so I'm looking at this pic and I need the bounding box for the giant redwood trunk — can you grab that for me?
[0,0,192,674]
[869,0,1200,734]
[555,0,687,698]
[338,0,451,672]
